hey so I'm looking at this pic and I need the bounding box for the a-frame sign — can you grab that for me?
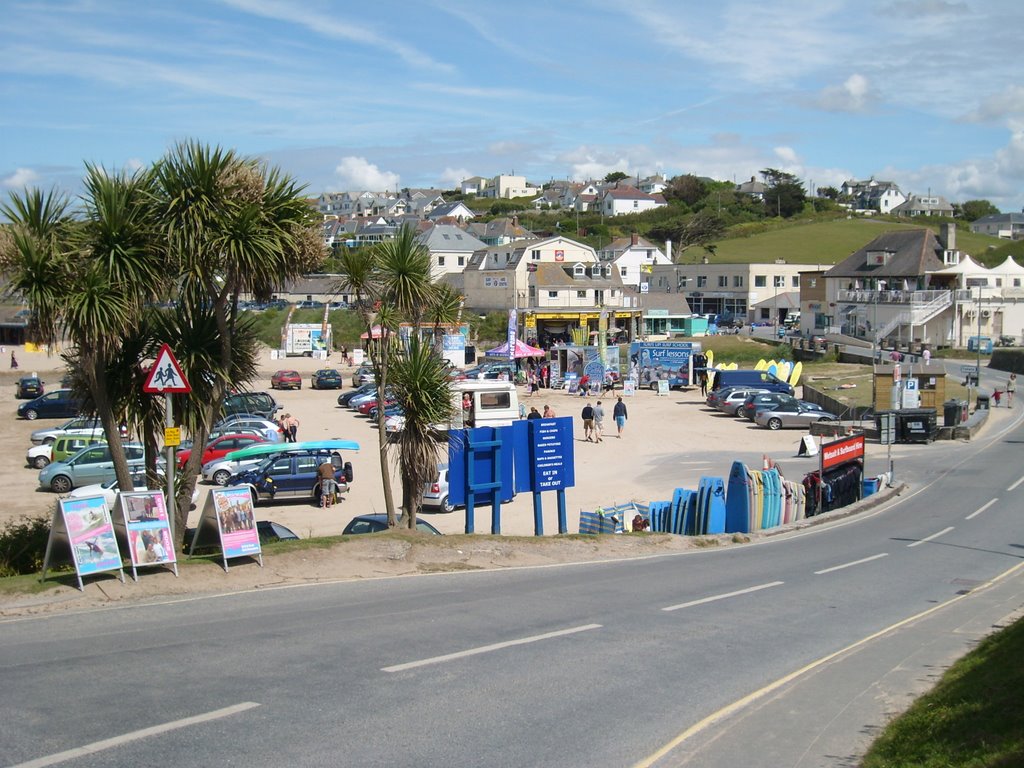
[143,344,192,393]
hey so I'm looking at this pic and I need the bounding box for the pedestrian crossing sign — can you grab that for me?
[143,344,192,393]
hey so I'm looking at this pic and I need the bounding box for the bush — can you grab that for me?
[0,515,51,577]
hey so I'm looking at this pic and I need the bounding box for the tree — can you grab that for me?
[663,174,706,207]
[760,168,807,218]
[604,171,629,184]
[960,199,1000,222]
[817,185,839,200]
[647,210,727,261]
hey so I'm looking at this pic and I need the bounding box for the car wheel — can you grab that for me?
[43,436,56,445]
[50,475,73,493]
[440,495,454,513]
[24,409,38,420]
[818,417,834,423]
[767,418,783,431]
[213,469,231,486]
[33,455,51,469]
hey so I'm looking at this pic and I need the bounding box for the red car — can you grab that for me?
[358,397,395,416]
[271,370,302,390]
[176,434,267,470]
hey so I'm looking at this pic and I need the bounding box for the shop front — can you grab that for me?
[527,310,641,348]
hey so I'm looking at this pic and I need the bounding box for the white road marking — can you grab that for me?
[8,702,260,768]
[814,553,888,575]
[908,526,955,548]
[662,581,784,612]
[1008,475,1024,492]
[381,623,602,673]
[966,498,998,521]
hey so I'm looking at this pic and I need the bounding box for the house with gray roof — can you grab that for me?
[840,178,906,214]
[427,201,476,222]
[466,217,536,246]
[416,224,487,281]
[971,211,1024,240]
[891,194,954,218]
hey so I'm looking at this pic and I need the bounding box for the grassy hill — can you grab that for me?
[685,217,1006,266]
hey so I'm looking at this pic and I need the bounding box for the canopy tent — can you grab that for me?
[485,339,546,358]
[359,326,387,340]
[990,255,1024,276]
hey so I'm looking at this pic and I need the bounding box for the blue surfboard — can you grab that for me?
[701,477,726,534]
[725,461,751,533]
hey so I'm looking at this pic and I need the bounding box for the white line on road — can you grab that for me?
[661,581,784,612]
[908,526,954,548]
[814,553,888,575]
[1008,475,1024,492]
[381,624,602,673]
[966,498,998,521]
[7,702,260,768]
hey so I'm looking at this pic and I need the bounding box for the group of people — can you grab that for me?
[993,372,1017,408]
[524,361,552,394]
[525,404,557,420]
[579,397,628,440]
[277,413,299,442]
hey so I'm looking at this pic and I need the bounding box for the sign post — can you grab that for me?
[142,344,192,542]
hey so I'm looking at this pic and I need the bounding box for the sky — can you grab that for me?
[3,1,1024,212]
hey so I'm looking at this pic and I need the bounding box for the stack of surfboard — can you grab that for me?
[726,461,808,533]
[642,481,726,536]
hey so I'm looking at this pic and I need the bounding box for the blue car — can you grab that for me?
[17,389,83,421]
[229,449,354,504]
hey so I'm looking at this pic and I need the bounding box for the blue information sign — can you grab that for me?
[530,417,574,491]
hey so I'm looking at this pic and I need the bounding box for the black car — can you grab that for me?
[223,391,281,420]
[16,376,44,399]
[17,389,83,420]
[342,513,441,536]
[338,382,376,407]
[311,368,343,389]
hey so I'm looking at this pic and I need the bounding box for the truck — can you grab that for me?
[284,323,332,357]
[628,341,701,390]
[385,380,521,439]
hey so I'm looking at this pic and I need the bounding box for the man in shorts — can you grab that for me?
[318,459,337,508]
[581,402,595,441]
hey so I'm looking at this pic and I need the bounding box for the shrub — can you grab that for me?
[0,515,51,577]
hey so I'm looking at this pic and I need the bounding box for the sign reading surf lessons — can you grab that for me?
[143,344,191,393]
[821,433,865,471]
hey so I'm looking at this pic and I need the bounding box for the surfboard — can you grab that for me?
[725,461,751,533]
[778,361,792,382]
[226,438,361,461]
[789,361,803,387]
[755,359,767,371]
[782,480,794,524]
[764,468,782,528]
[748,470,763,531]
[693,482,707,535]
[705,349,714,370]
[747,468,757,532]
[702,477,726,534]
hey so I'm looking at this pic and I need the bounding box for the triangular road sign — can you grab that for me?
[143,344,192,393]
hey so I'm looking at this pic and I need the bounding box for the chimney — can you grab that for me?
[665,239,672,261]
[512,215,518,228]
[940,222,956,251]
[631,232,638,246]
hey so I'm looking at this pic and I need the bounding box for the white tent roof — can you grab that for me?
[989,255,1024,275]
[928,253,988,276]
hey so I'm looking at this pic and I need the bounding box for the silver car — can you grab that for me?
[421,463,455,512]
[755,401,837,430]
[202,456,265,486]
[715,387,769,416]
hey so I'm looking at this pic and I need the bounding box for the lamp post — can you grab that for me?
[975,286,983,407]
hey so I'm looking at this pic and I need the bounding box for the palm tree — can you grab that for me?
[389,336,453,529]
[426,282,464,352]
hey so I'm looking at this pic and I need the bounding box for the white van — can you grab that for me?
[452,380,520,429]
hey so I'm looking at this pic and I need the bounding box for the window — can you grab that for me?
[755,276,767,287]
[791,275,800,288]
[577,290,587,298]
[774,275,785,288]
[480,392,511,410]
[733,275,744,287]
[547,291,558,298]
[442,233,450,240]
[621,267,628,277]
[438,256,445,266]
[697,276,707,287]
[458,256,465,266]
[718,276,728,287]
[633,200,639,208]
[809,278,817,288]
[268,458,292,477]
[678,276,689,288]
[296,457,319,474]
[573,263,586,276]
[531,249,541,260]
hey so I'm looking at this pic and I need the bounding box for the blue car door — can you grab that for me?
[292,455,321,498]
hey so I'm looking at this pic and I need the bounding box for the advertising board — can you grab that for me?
[821,434,865,471]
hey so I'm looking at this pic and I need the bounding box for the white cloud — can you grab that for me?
[814,73,875,113]
[438,167,472,187]
[962,85,1024,123]
[333,157,399,191]
[1,168,39,188]
[773,146,800,167]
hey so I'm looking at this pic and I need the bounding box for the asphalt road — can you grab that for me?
[2,396,1023,767]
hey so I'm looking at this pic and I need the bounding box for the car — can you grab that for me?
[755,401,838,430]
[175,426,267,453]
[67,473,199,509]
[270,370,302,390]
[421,463,456,512]
[311,368,343,389]
[201,456,265,486]
[38,442,151,493]
[228,449,353,504]
[223,391,281,420]
[295,300,324,310]
[705,386,753,410]
[51,434,106,463]
[338,382,376,407]
[256,520,300,542]
[342,513,442,535]
[16,376,44,399]
[715,388,770,416]
[349,387,394,411]
[17,389,83,420]
[26,442,53,469]
[351,364,375,387]
[358,397,395,416]
[739,392,798,422]
[176,434,267,471]
[30,417,103,446]
[367,403,402,421]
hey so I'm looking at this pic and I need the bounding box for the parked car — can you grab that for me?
[739,392,798,422]
[175,426,267,453]
[706,386,754,410]
[228,449,354,504]
[38,442,150,493]
[311,368,343,389]
[270,370,302,390]
[223,391,281,420]
[30,417,103,446]
[351,364,375,387]
[176,434,267,471]
[17,389,83,420]
[26,442,52,469]
[67,473,198,509]
[421,463,456,512]
[342,513,441,536]
[51,434,107,463]
[16,376,44,399]
[755,401,838,430]
[295,300,324,309]
[715,388,770,416]
[201,456,265,486]
[338,382,376,407]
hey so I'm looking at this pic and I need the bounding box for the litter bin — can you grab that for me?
[862,477,880,497]
[943,400,962,427]
[897,408,938,443]
[976,393,990,411]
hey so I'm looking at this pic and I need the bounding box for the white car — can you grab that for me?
[201,457,263,486]
[26,443,52,469]
[66,476,199,508]
[30,417,104,446]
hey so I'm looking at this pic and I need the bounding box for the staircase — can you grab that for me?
[875,291,952,342]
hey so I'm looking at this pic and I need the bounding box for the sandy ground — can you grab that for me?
[0,341,914,616]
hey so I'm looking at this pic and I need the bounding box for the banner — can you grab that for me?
[506,308,518,361]
[188,487,263,571]
[116,490,177,580]
[41,495,126,590]
[821,434,865,471]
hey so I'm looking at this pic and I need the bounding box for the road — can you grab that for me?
[2,402,1023,767]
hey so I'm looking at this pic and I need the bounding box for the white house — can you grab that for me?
[416,224,488,281]
[460,176,487,196]
[481,175,540,199]
[599,185,667,217]
[428,201,476,222]
[841,179,907,214]
[598,233,671,289]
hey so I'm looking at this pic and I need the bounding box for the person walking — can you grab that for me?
[613,396,628,438]
[581,402,595,441]
[10,351,17,369]
[1007,373,1017,408]
[922,347,931,367]
[593,400,605,442]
